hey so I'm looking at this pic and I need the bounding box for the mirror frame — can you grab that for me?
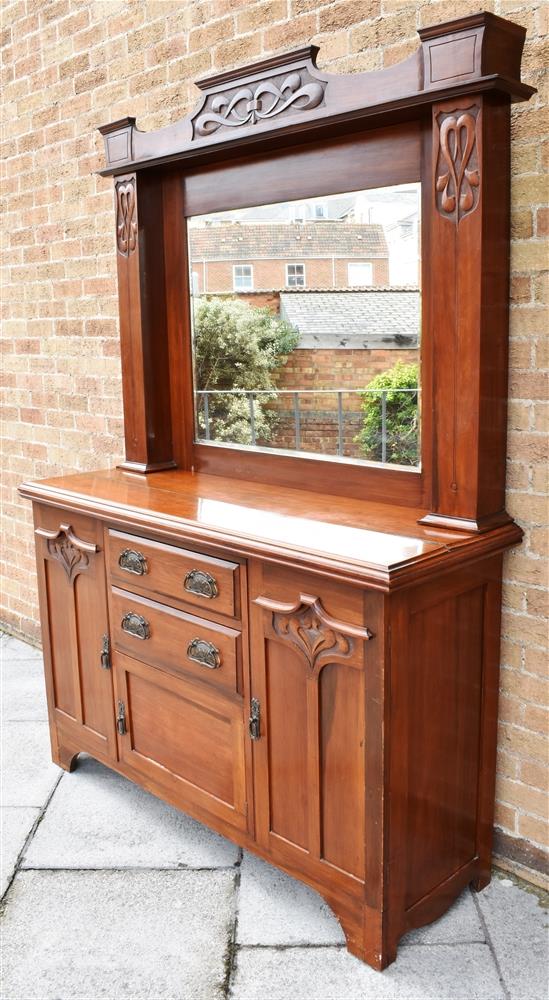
[184,128,429,507]
[99,12,534,530]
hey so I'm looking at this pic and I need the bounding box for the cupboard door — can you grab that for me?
[249,562,376,893]
[33,506,117,764]
[113,652,249,834]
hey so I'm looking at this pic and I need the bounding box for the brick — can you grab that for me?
[518,813,549,848]
[494,801,517,833]
[262,13,316,51]
[511,240,549,273]
[511,210,533,240]
[319,0,377,32]
[536,207,549,237]
[237,1,287,34]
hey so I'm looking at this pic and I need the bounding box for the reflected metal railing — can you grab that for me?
[195,387,419,464]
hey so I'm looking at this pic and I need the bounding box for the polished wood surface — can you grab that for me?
[20,9,533,974]
[19,469,523,590]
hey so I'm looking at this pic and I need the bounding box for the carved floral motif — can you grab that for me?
[273,603,351,670]
[194,71,325,138]
[116,179,137,255]
[47,532,90,583]
[435,108,480,223]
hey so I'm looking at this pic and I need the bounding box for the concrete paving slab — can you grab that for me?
[2,655,47,722]
[1,869,234,999]
[231,943,505,999]
[23,755,239,870]
[401,888,485,945]
[237,851,344,945]
[1,636,42,662]
[1,807,39,898]
[1,722,59,807]
[475,875,549,1000]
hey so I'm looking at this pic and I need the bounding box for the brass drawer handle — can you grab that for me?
[183,569,219,600]
[187,638,221,670]
[118,549,148,576]
[121,612,150,640]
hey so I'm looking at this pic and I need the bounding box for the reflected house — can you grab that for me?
[189,218,390,294]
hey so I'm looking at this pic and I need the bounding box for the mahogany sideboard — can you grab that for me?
[20,12,534,970]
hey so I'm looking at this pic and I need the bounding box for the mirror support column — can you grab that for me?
[420,93,513,532]
[110,168,175,474]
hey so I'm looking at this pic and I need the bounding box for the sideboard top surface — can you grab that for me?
[20,469,522,590]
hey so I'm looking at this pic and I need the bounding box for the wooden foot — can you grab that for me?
[334,899,399,971]
[471,871,492,892]
[54,744,80,772]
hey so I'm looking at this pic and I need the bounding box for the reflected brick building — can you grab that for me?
[189,222,390,292]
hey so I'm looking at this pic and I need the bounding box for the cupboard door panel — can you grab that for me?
[250,561,373,891]
[34,507,117,763]
[320,662,365,880]
[266,641,309,850]
[114,653,249,833]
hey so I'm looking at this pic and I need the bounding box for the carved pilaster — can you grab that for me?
[111,172,175,473]
[421,93,512,531]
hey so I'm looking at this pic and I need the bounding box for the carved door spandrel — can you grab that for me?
[33,508,117,765]
[249,563,374,892]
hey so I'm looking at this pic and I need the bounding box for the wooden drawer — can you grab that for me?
[110,587,241,694]
[113,652,249,833]
[107,529,240,619]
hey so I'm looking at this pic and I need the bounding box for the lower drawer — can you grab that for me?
[113,652,249,833]
[110,587,241,694]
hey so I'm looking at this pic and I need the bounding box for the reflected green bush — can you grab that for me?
[193,297,298,445]
[355,360,419,466]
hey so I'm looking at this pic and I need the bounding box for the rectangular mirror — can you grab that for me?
[188,183,421,469]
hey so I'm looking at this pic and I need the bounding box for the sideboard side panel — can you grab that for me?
[401,562,502,912]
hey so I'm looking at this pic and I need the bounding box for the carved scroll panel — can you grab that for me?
[435,106,480,224]
[193,69,325,138]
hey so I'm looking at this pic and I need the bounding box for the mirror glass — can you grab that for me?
[188,183,421,469]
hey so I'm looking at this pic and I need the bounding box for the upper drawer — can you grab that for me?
[106,529,240,619]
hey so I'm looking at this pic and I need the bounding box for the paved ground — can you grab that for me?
[1,632,547,1000]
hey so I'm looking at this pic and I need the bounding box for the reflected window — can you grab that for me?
[348,262,373,286]
[233,265,253,290]
[188,183,421,469]
[286,263,305,288]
